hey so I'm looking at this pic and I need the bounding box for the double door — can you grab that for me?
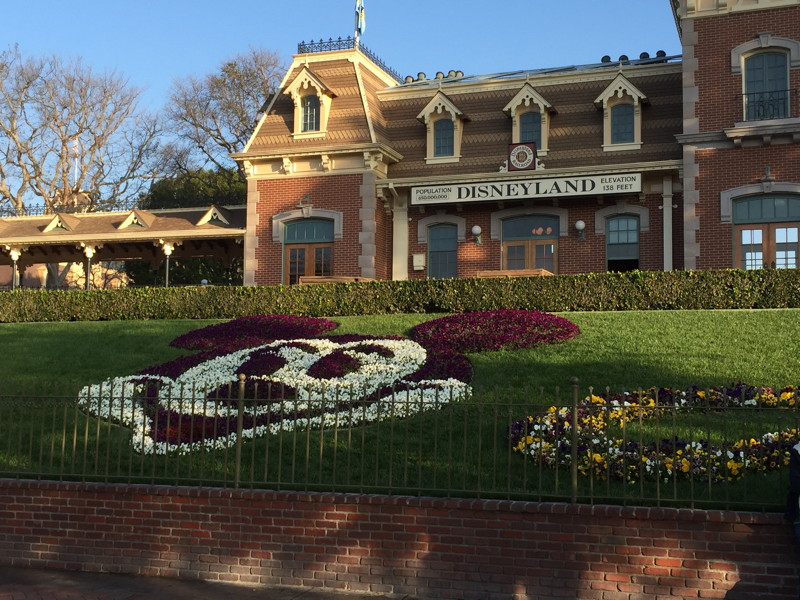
[502,239,557,273]
[285,244,332,284]
[736,223,799,269]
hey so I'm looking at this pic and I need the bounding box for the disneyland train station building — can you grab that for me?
[2,0,800,287]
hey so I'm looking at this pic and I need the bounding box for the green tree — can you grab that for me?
[138,167,245,209]
[126,168,245,286]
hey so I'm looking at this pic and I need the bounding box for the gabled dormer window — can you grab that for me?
[503,83,553,156]
[417,92,466,164]
[283,67,335,139]
[594,73,647,152]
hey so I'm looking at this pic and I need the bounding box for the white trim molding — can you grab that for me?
[720,181,800,223]
[489,206,569,241]
[731,33,800,73]
[271,208,344,242]
[417,212,467,244]
[594,202,651,235]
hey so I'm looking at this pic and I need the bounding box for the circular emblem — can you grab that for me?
[509,144,534,170]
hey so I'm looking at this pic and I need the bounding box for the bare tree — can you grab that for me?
[167,47,285,178]
[0,46,163,216]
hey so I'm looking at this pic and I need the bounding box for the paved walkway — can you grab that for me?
[0,565,407,600]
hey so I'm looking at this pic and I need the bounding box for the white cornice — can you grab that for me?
[678,0,800,18]
[376,160,682,190]
[233,143,403,164]
[377,63,682,101]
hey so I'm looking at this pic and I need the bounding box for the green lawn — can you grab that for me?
[4,309,797,390]
[1,309,798,510]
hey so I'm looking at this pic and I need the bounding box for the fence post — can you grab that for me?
[234,374,246,489]
[570,376,579,503]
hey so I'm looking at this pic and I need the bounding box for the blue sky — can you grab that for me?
[4,1,682,112]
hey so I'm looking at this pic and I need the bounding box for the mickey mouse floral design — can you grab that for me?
[78,310,580,455]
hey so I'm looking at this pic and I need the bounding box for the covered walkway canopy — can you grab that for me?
[0,205,246,288]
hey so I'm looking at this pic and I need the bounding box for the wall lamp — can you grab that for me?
[575,220,586,241]
[297,194,313,218]
[471,225,483,246]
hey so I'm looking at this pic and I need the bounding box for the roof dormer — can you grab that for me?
[503,83,555,155]
[417,92,467,165]
[43,213,80,233]
[594,73,648,152]
[283,67,337,139]
[196,205,232,227]
[117,209,156,230]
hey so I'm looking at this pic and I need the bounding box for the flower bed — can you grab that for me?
[78,311,579,455]
[410,309,579,353]
[509,384,800,483]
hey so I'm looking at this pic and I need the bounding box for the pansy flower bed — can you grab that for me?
[509,384,800,483]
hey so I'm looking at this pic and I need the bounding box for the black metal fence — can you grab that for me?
[743,88,798,121]
[0,379,795,511]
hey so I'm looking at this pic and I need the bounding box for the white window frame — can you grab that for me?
[283,67,335,139]
[594,73,647,152]
[417,92,466,165]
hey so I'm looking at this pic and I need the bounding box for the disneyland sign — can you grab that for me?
[411,173,641,205]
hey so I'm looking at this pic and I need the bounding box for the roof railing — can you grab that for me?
[297,36,402,83]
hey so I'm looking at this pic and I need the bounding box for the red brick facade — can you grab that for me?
[0,480,796,600]
[681,4,800,270]
[234,2,800,285]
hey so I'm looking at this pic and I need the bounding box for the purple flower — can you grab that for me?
[410,310,579,353]
[170,314,338,351]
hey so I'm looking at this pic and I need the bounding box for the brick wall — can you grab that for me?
[408,190,679,278]
[0,479,795,599]
[254,174,367,285]
[693,7,800,132]
[695,145,800,270]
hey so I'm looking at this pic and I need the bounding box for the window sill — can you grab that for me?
[602,142,643,152]
[424,155,461,165]
[725,118,800,146]
[292,130,327,140]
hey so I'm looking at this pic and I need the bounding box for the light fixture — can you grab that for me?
[471,224,482,246]
[297,194,313,218]
[575,220,586,241]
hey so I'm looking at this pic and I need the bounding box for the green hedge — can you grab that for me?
[2,269,800,322]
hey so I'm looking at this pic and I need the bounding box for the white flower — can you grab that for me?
[78,338,470,455]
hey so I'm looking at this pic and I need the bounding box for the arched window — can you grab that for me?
[501,215,559,273]
[610,104,635,144]
[744,52,789,121]
[301,95,320,132]
[433,119,455,157]
[519,111,542,149]
[427,224,458,279]
[606,215,640,272]
[733,195,800,269]
[284,218,334,284]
